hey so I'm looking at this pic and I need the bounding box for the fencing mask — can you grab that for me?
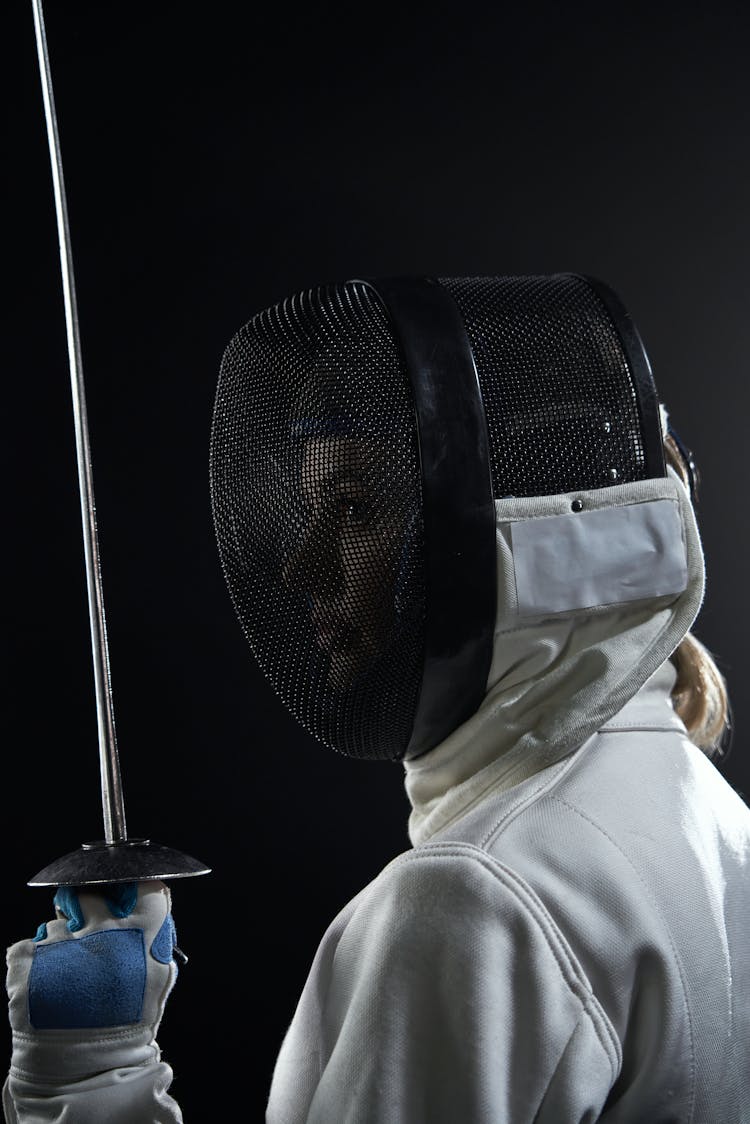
[210,274,670,762]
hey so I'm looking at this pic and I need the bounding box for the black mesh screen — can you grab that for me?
[210,282,426,760]
[440,275,648,497]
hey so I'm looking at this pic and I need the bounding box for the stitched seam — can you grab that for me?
[531,997,622,1122]
[496,593,659,637]
[498,485,679,522]
[480,739,595,848]
[399,843,622,1071]
[481,724,687,846]
[416,750,577,842]
[477,778,556,848]
[599,721,682,732]
[12,1026,147,1045]
[580,993,620,1079]
[8,1046,159,1086]
[548,795,697,1121]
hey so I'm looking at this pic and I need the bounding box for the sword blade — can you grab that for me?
[31,0,127,846]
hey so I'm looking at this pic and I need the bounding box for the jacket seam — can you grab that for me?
[531,994,621,1122]
[599,721,682,732]
[547,794,697,1122]
[479,737,595,848]
[400,842,622,1077]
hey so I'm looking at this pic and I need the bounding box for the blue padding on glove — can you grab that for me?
[150,913,177,965]
[28,929,146,1029]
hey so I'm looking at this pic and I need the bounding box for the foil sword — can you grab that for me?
[28,0,210,887]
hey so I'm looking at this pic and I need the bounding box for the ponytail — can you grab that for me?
[664,432,732,763]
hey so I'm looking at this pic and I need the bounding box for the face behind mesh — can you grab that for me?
[209,282,426,760]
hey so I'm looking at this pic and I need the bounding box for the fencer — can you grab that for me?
[5,275,749,1122]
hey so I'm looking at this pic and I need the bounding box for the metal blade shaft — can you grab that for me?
[31,0,127,846]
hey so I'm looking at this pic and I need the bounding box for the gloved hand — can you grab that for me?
[3,881,183,1123]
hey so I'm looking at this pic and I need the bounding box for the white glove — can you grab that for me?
[3,881,183,1123]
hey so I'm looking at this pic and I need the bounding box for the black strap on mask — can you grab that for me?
[358,277,497,760]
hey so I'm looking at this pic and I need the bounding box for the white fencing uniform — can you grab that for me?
[267,661,749,1122]
[266,472,750,1122]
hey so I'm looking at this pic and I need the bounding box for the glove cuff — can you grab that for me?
[9,1023,159,1083]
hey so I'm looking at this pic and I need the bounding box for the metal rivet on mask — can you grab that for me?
[609,467,619,480]
[571,498,584,512]
[602,420,612,433]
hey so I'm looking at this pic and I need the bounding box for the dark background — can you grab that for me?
[6,2,749,1118]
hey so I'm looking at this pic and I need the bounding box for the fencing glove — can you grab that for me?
[3,881,182,1123]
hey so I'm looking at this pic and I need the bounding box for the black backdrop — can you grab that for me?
[6,2,750,1118]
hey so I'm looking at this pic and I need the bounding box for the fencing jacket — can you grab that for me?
[267,661,750,1122]
[266,470,750,1122]
[5,470,749,1121]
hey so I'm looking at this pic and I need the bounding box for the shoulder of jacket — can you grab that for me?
[336,842,621,1072]
[367,842,591,983]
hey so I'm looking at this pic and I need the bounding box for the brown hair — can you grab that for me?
[665,433,731,762]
